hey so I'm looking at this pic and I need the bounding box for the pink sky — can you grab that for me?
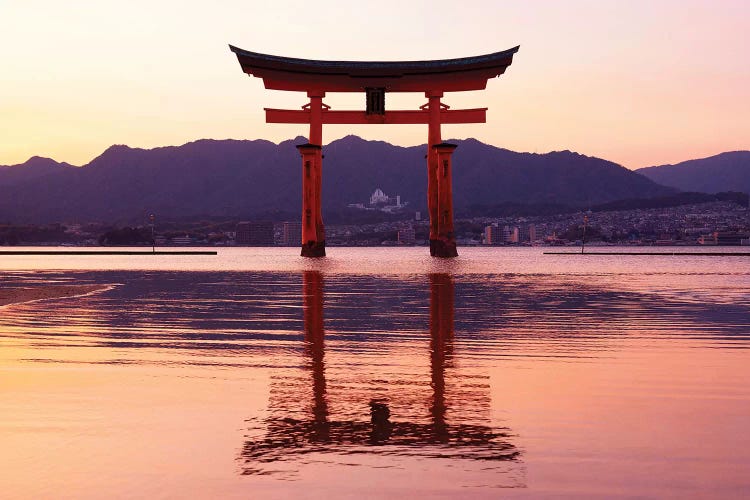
[1,0,748,169]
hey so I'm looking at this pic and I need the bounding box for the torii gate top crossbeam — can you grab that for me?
[228,45,519,92]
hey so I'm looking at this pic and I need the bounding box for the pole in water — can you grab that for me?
[581,214,589,254]
[149,213,156,254]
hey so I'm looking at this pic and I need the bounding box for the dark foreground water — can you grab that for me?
[1,247,749,498]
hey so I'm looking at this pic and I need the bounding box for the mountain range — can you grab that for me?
[637,151,750,195]
[0,136,746,224]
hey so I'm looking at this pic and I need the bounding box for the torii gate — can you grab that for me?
[229,45,519,257]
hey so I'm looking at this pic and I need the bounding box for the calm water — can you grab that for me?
[1,247,749,498]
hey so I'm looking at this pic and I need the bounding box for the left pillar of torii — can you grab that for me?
[298,92,326,257]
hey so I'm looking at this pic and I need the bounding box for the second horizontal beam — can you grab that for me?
[265,108,487,125]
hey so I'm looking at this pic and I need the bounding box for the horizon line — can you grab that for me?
[4,135,748,171]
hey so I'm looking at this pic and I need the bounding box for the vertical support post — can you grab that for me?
[308,92,324,146]
[298,91,326,257]
[581,214,588,254]
[432,143,458,258]
[149,213,155,254]
[297,144,326,257]
[426,91,442,256]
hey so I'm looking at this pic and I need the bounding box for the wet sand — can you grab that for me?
[0,284,106,307]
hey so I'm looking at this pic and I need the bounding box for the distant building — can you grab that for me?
[398,225,416,245]
[236,221,274,246]
[370,188,390,205]
[502,225,512,243]
[280,221,302,246]
[698,232,718,245]
[483,224,502,245]
[520,224,536,243]
[716,231,750,246]
[343,188,406,212]
[415,211,421,221]
[171,235,192,245]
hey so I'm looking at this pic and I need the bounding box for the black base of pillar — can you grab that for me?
[301,240,326,258]
[430,239,458,258]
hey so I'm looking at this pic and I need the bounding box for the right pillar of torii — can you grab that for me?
[426,91,458,258]
[297,92,326,258]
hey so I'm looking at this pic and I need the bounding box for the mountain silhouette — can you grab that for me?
[637,151,750,195]
[0,156,74,187]
[0,136,674,224]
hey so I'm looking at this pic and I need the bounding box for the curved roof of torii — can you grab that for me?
[228,45,519,93]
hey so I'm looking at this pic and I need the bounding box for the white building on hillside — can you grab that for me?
[370,188,390,205]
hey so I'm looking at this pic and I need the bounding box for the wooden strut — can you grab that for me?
[265,108,487,125]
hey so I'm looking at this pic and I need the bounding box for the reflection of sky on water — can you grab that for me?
[1,268,749,484]
[1,270,748,357]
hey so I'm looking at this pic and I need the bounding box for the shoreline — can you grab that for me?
[0,284,108,308]
[544,251,750,256]
[0,250,217,255]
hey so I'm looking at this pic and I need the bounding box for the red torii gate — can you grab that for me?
[229,45,519,257]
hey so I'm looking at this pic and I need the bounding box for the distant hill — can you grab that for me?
[637,151,750,194]
[0,156,74,187]
[0,136,675,224]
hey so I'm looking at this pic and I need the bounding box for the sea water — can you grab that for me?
[1,247,748,498]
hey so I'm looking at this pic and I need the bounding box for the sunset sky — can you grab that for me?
[1,0,748,169]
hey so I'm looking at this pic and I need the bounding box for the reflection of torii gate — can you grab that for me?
[229,46,519,257]
[240,272,520,475]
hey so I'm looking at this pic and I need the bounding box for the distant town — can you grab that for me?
[2,188,748,247]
